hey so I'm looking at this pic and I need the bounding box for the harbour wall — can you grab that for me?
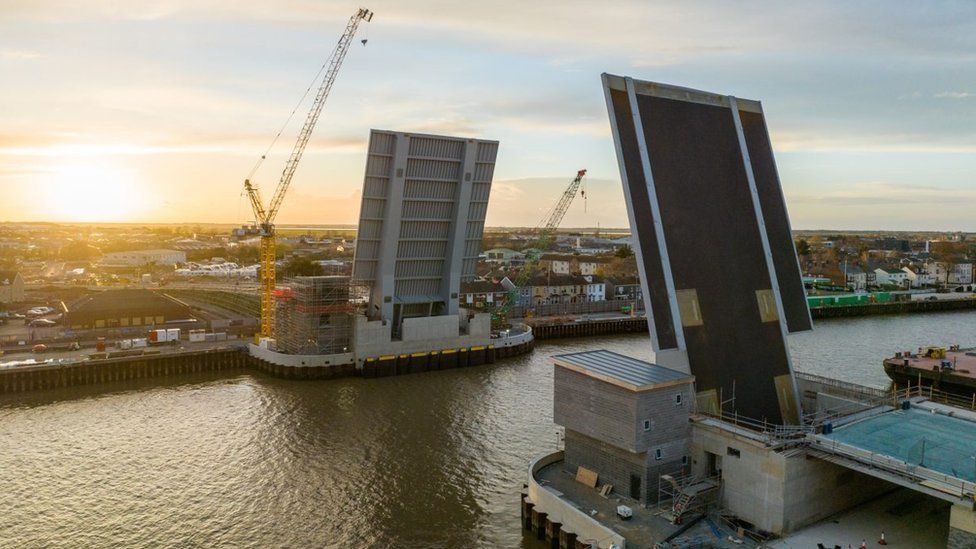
[0,331,536,394]
[0,347,249,394]
[810,297,976,318]
[529,298,976,341]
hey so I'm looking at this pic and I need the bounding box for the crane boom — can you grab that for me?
[244,7,373,340]
[491,170,587,327]
[539,169,586,232]
[264,7,373,224]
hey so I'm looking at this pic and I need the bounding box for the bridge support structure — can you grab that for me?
[950,504,976,549]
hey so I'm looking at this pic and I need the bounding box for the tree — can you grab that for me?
[279,256,324,279]
[795,239,811,256]
[614,244,634,258]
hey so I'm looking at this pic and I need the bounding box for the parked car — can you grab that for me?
[32,344,47,353]
[29,319,57,327]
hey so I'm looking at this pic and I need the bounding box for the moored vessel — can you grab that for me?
[883,345,976,396]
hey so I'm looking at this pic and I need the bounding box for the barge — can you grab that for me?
[883,345,976,395]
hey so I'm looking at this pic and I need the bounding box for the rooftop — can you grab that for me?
[552,349,693,391]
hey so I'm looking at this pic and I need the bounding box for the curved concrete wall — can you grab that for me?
[248,344,354,367]
[527,451,626,548]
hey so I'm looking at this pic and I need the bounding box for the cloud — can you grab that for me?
[0,131,366,156]
[935,91,975,99]
[788,181,976,207]
[0,49,42,60]
[771,129,976,154]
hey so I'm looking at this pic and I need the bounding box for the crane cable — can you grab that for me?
[245,50,335,181]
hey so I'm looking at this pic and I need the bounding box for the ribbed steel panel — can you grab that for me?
[352,129,498,321]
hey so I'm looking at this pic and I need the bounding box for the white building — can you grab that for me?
[902,266,937,288]
[874,267,909,288]
[539,255,571,275]
[841,265,868,291]
[101,249,187,267]
[949,263,974,286]
[583,275,606,301]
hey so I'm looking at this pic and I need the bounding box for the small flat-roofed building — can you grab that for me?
[553,349,694,504]
[64,289,195,330]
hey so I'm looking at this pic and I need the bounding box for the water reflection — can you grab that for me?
[1,312,973,547]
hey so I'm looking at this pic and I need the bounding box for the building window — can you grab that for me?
[681,455,689,465]
[727,447,741,458]
[642,419,651,431]
[675,393,683,406]
[654,448,663,461]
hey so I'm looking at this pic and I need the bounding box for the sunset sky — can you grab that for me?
[1,1,975,230]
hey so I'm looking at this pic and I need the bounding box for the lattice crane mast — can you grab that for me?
[493,169,587,325]
[245,7,373,340]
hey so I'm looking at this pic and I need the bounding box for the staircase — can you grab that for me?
[665,476,722,524]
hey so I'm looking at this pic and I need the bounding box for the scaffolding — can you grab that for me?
[273,275,365,355]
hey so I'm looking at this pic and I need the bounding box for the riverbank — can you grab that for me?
[0,329,536,394]
[811,296,976,318]
[525,297,976,341]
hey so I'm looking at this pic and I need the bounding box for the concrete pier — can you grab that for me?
[950,504,976,549]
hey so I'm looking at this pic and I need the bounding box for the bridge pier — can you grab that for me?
[950,505,976,549]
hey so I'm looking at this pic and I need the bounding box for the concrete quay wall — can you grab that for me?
[0,347,249,394]
[1,329,534,394]
[523,451,626,549]
[811,297,976,318]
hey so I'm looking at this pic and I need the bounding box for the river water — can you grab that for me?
[1,310,974,548]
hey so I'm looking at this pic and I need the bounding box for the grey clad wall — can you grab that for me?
[352,130,498,327]
[555,365,692,503]
[603,74,810,425]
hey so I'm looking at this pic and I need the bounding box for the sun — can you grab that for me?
[41,161,149,222]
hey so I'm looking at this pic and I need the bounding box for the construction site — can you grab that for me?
[272,276,362,356]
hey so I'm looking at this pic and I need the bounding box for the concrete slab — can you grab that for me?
[770,488,949,548]
[535,461,758,548]
[825,407,976,482]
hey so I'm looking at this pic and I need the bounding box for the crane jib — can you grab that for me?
[242,7,373,340]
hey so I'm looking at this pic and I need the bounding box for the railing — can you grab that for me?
[693,409,814,446]
[490,324,533,347]
[505,299,643,319]
[811,435,976,501]
[804,383,976,428]
[795,370,889,400]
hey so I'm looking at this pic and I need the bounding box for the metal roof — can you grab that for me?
[552,349,693,391]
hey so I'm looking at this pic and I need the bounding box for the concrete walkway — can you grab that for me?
[770,488,949,548]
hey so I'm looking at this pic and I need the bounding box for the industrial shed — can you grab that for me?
[64,289,196,330]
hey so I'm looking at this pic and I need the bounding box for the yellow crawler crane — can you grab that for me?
[244,8,373,340]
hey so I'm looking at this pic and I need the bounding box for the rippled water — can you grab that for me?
[1,310,974,548]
